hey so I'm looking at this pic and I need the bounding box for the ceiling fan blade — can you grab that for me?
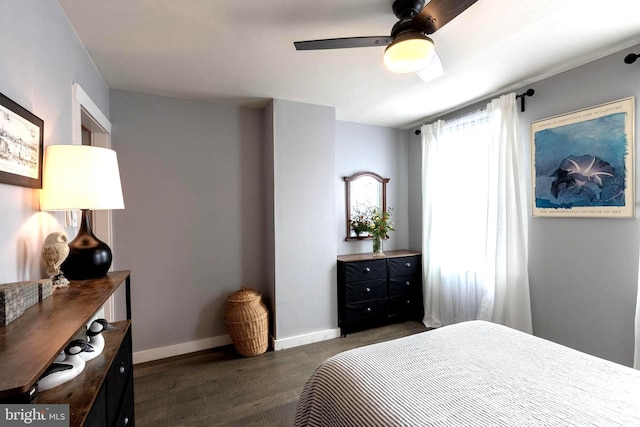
[416,50,444,82]
[413,0,478,34]
[294,36,392,51]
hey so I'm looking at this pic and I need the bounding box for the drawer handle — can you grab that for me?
[364,267,371,273]
[405,262,411,268]
[123,416,130,426]
[119,362,127,375]
[406,299,411,304]
[366,287,371,292]
[405,281,410,286]
[366,307,371,312]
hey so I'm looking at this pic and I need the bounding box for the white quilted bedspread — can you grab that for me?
[294,321,640,426]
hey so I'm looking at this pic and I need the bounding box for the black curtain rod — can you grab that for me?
[415,89,536,135]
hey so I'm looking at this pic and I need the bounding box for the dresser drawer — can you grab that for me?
[106,327,133,426]
[345,278,387,303]
[84,384,106,427]
[389,275,421,297]
[389,295,423,318]
[343,259,387,282]
[114,375,135,427]
[345,299,388,324]
[388,256,421,278]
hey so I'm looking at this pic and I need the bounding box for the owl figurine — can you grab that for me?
[42,232,70,287]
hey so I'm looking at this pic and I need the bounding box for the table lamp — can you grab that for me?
[40,145,124,280]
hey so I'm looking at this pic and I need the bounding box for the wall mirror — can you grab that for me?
[344,171,389,241]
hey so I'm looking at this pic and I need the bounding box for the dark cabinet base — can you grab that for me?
[338,250,423,336]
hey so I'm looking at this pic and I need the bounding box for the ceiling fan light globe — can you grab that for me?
[384,34,434,73]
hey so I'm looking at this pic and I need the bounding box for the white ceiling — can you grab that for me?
[58,0,640,129]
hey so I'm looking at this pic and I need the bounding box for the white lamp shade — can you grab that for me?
[40,145,125,211]
[384,32,435,74]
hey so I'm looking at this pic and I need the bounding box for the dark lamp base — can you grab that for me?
[60,210,113,280]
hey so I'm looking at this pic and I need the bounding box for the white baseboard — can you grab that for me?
[133,334,233,364]
[272,328,341,351]
[133,328,341,364]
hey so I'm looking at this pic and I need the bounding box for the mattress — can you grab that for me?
[294,320,640,426]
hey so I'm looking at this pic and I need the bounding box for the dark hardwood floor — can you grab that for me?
[133,321,428,426]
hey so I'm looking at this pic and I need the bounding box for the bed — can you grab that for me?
[294,320,640,426]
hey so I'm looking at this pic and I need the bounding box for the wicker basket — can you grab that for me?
[224,287,269,357]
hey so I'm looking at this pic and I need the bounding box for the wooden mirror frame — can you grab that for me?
[344,171,389,241]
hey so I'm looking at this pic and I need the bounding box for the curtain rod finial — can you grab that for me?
[516,88,535,112]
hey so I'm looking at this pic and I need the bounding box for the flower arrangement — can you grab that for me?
[350,205,373,237]
[350,206,395,239]
[367,207,394,239]
[369,207,394,256]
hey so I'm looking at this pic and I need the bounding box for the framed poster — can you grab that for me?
[0,92,44,188]
[531,97,634,218]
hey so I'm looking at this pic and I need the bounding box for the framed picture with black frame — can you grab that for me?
[0,92,44,188]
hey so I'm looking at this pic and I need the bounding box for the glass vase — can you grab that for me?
[372,235,384,257]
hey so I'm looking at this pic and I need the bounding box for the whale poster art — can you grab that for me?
[531,97,635,218]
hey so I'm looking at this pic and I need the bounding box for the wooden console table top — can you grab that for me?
[0,270,130,398]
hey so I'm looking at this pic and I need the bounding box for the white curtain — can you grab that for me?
[421,93,532,333]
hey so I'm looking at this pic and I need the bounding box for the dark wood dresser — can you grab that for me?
[337,250,423,336]
[0,271,134,427]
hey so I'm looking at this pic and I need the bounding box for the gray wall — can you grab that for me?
[110,93,406,353]
[524,46,640,366]
[270,99,337,341]
[0,0,108,283]
[335,121,412,256]
[110,90,265,352]
[408,43,640,366]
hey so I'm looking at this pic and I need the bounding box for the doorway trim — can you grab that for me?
[72,83,117,321]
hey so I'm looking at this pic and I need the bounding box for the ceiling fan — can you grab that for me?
[294,0,478,81]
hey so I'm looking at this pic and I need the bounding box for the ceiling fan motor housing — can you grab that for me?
[392,0,426,19]
[391,18,421,38]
